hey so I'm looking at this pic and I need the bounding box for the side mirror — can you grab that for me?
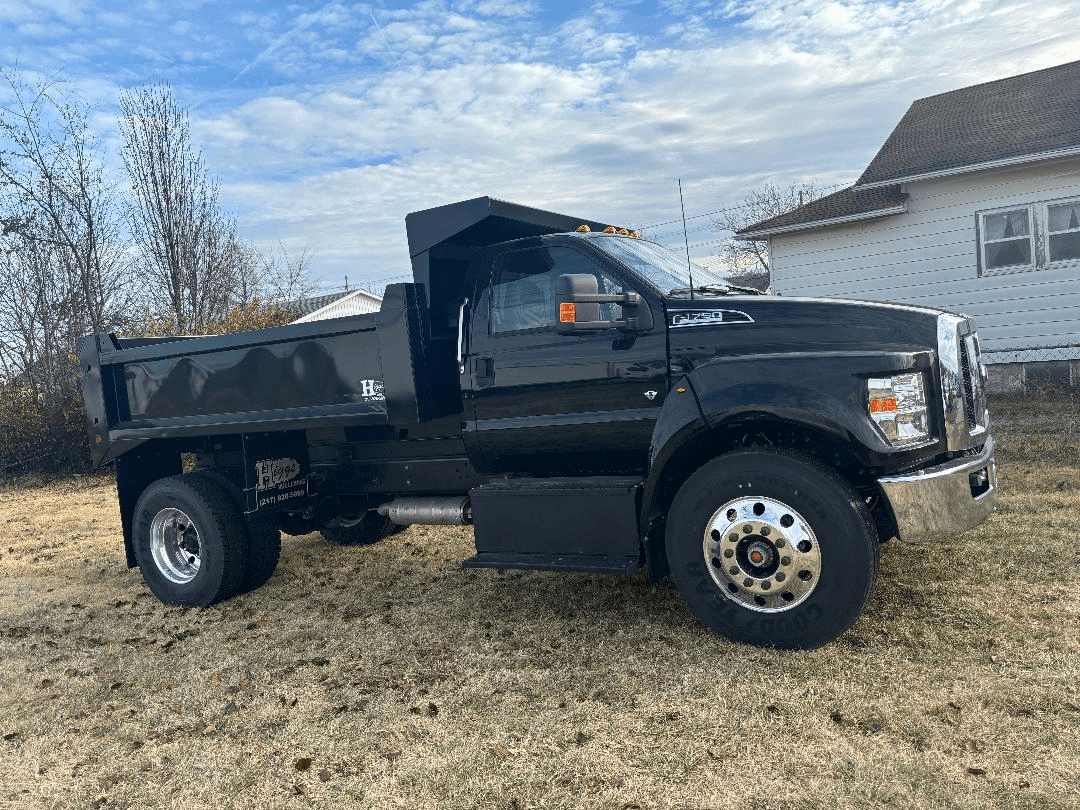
[555,274,650,334]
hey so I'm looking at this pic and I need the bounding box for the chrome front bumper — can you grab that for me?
[877,436,997,542]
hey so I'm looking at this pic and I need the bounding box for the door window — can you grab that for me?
[490,246,631,334]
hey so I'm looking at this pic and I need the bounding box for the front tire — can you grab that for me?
[132,475,247,606]
[666,449,878,649]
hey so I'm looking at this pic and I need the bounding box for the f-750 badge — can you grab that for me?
[669,310,754,328]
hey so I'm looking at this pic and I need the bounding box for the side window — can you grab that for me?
[979,207,1033,273]
[977,198,1080,276]
[490,246,636,334]
[1048,200,1080,263]
[491,249,559,333]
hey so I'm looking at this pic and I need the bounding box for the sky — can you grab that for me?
[3,0,1080,293]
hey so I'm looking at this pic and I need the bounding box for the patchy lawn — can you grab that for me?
[0,395,1077,810]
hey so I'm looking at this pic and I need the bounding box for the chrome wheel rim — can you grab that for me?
[150,508,202,584]
[703,496,822,613]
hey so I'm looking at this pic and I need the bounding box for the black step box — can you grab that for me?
[469,477,642,558]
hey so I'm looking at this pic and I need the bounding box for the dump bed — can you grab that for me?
[81,283,432,466]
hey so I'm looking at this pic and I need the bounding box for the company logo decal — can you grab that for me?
[669,310,754,328]
[254,457,308,508]
[357,378,386,402]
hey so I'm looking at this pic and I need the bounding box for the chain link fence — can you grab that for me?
[981,344,1080,394]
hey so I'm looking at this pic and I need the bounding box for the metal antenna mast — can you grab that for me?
[679,179,695,301]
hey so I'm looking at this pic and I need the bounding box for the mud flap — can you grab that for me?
[242,432,314,514]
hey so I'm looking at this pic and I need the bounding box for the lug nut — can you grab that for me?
[742,578,754,588]
[760,526,770,536]
[774,538,786,548]
[723,549,734,558]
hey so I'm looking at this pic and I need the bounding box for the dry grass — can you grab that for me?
[1,396,1078,810]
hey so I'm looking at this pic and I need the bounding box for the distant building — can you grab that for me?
[739,60,1080,391]
[291,289,383,323]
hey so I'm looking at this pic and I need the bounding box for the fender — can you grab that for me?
[684,349,932,464]
[640,349,935,577]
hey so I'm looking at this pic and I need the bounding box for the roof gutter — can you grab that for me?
[735,202,908,240]
[856,145,1080,189]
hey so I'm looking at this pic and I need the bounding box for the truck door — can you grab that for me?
[462,239,668,475]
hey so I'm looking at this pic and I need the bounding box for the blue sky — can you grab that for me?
[4,0,1080,291]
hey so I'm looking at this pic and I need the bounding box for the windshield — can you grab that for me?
[585,234,738,295]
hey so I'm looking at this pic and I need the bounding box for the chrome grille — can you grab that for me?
[937,314,989,450]
[959,337,977,429]
[963,332,988,435]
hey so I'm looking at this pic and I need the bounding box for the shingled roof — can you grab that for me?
[736,184,908,238]
[739,60,1080,238]
[857,59,1080,188]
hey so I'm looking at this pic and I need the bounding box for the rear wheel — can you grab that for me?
[132,475,247,606]
[321,510,397,546]
[666,449,878,649]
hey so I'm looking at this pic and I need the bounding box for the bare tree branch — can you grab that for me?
[713,180,824,284]
[118,83,260,334]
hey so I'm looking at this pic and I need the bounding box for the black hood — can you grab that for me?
[664,295,946,364]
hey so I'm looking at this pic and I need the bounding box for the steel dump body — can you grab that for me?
[81,280,449,470]
[122,322,382,421]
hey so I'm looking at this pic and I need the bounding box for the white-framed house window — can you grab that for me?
[979,208,1034,273]
[1048,200,1080,263]
[978,197,1080,275]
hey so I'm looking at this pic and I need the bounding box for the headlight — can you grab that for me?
[867,373,931,447]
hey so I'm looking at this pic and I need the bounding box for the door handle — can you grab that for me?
[474,356,494,387]
[457,297,469,373]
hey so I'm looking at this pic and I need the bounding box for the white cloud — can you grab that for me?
[7,0,1080,288]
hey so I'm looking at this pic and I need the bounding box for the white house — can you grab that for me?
[291,288,383,323]
[738,60,1080,391]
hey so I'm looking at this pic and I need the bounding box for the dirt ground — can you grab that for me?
[0,395,1077,809]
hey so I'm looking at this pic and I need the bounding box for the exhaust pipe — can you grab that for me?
[376,496,471,525]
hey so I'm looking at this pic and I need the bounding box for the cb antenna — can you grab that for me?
[678,179,695,301]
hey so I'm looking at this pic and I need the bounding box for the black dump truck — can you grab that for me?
[80,196,997,648]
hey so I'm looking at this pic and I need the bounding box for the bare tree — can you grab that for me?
[118,83,259,334]
[0,66,131,471]
[714,180,823,285]
[261,241,317,306]
[0,67,131,337]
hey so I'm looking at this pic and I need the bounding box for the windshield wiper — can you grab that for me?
[668,284,763,297]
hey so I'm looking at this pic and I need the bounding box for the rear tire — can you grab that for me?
[188,471,281,595]
[321,510,397,546]
[666,449,878,649]
[239,515,282,593]
[132,475,247,606]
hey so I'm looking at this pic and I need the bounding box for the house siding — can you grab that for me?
[292,290,383,323]
[770,156,1080,364]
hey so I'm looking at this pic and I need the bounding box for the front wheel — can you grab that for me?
[666,449,879,649]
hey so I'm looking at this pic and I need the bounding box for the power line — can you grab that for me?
[636,180,850,233]
[311,181,852,289]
